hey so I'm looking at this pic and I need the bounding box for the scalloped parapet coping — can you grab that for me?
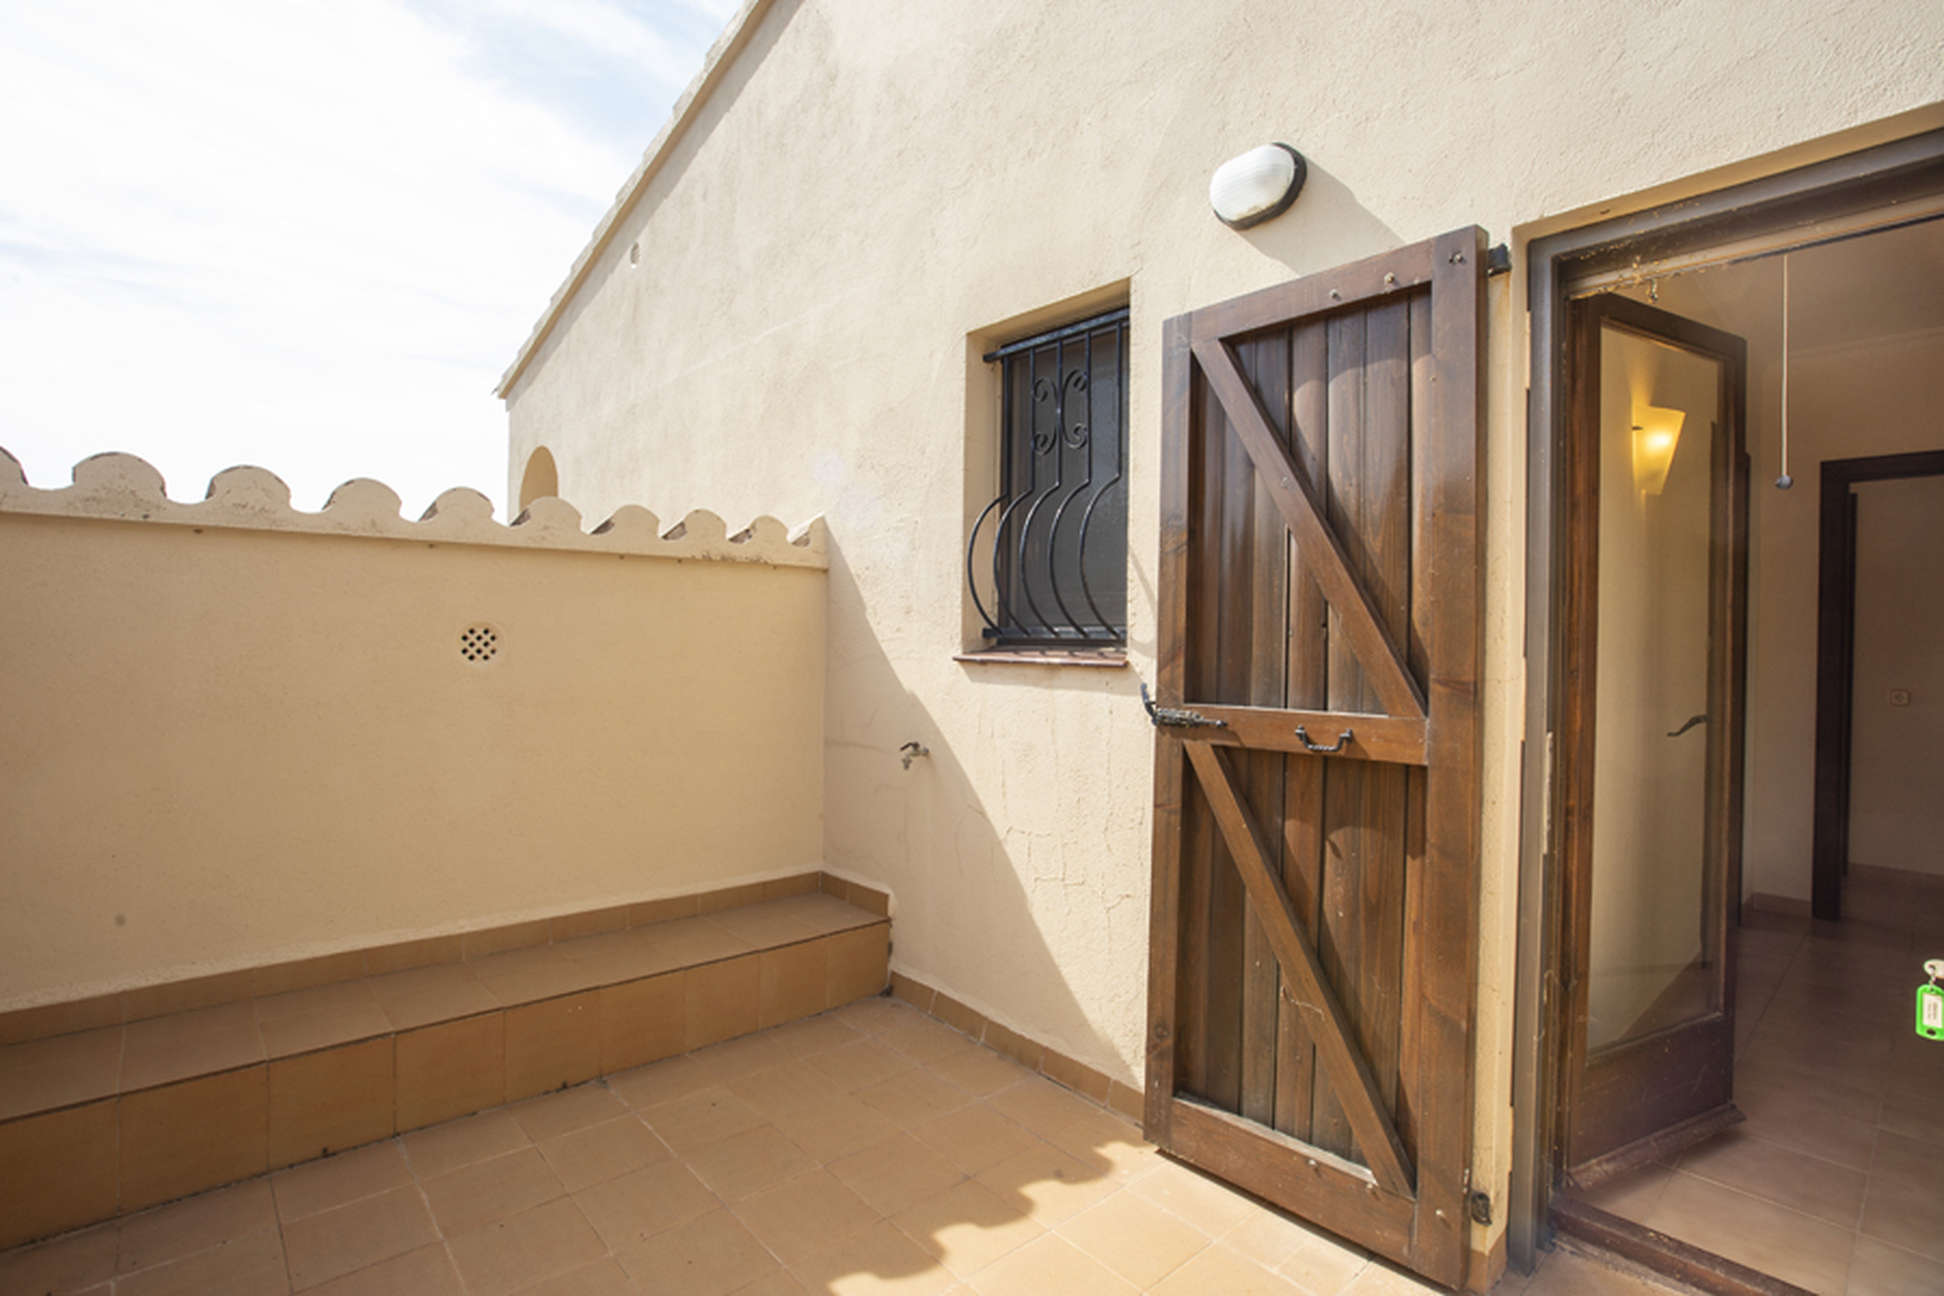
[0,447,827,569]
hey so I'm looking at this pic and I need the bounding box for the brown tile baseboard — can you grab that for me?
[888,971,1142,1123]
[1,871,885,1046]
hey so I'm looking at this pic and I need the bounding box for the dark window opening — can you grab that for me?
[969,307,1128,647]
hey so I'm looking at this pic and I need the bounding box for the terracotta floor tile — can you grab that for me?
[1672,1127,1868,1229]
[1148,1241,1309,1294]
[0,1222,117,1295]
[119,1067,269,1212]
[116,1178,277,1274]
[508,1082,629,1142]
[510,1257,640,1296]
[253,980,381,1025]
[1037,1105,1156,1181]
[909,1103,1045,1176]
[640,1085,766,1152]
[1276,1232,1373,1293]
[807,1039,918,1091]
[421,1147,565,1236]
[1517,1247,1673,1295]
[1219,1207,1336,1274]
[469,946,603,1007]
[758,1013,866,1057]
[920,1042,1027,1097]
[875,1013,979,1065]
[1056,1191,1211,1287]
[1125,1160,1260,1236]
[832,997,916,1035]
[767,1092,902,1163]
[828,1132,969,1216]
[1843,1235,1939,1296]
[536,1114,671,1192]
[402,1109,531,1180]
[445,1197,607,1296]
[1859,1130,1944,1261]
[790,1220,959,1295]
[366,965,499,1033]
[616,1208,782,1294]
[1576,1160,1675,1221]
[0,1026,122,1121]
[1735,1078,1880,1171]
[114,1225,288,1296]
[853,1069,972,1127]
[735,1270,812,1295]
[973,1142,1119,1226]
[272,1141,414,1223]
[890,1179,1046,1280]
[685,1123,819,1200]
[1641,1171,1854,1293]
[964,1233,1139,1295]
[985,1075,1102,1140]
[606,1055,719,1109]
[725,1057,851,1117]
[258,1002,392,1060]
[281,1185,439,1291]
[305,1243,464,1296]
[572,1160,720,1250]
[731,1168,880,1266]
[632,917,757,976]
[121,1002,264,1091]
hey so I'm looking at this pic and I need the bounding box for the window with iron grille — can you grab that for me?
[968,307,1128,648]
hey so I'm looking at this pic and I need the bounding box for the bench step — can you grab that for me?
[0,892,889,1248]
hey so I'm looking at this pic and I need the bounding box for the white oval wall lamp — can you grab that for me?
[1210,143,1308,229]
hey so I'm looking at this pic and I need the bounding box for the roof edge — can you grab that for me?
[496,0,780,399]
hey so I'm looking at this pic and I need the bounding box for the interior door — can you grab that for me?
[1557,294,1748,1180]
[1145,227,1484,1289]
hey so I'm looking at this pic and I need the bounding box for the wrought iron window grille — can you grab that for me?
[968,307,1129,648]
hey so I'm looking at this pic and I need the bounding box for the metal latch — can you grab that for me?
[1140,683,1227,730]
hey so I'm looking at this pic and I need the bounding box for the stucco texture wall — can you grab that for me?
[500,0,1944,1253]
[0,451,825,1009]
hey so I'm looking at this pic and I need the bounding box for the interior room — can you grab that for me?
[1561,218,1944,1294]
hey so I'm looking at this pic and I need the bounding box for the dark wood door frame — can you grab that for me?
[1555,294,1749,1183]
[1512,126,1944,1275]
[1812,449,1944,920]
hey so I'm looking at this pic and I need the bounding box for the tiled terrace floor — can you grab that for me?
[1580,867,1944,1294]
[0,995,1670,1296]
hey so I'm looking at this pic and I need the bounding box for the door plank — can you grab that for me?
[1192,334,1426,721]
[1144,315,1196,1142]
[1276,317,1331,1142]
[1182,739,1415,1197]
[1237,329,1293,1127]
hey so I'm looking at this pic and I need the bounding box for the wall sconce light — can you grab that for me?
[1632,405,1685,495]
[1210,143,1308,229]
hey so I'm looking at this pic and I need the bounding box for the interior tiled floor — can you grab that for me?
[0,995,1679,1296]
[1581,867,1944,1294]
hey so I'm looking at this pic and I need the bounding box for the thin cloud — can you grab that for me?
[0,0,719,514]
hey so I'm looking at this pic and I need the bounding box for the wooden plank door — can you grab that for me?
[1145,227,1485,1288]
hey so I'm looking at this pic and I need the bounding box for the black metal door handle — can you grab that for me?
[1666,714,1708,738]
[1295,725,1353,754]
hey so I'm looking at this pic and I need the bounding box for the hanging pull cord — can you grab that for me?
[1777,254,1794,490]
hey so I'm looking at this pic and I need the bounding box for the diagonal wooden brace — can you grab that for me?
[1192,336,1426,720]
[1182,739,1417,1198]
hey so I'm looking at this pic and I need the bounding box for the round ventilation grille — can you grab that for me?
[459,624,499,664]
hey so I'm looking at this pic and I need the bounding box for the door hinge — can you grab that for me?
[1468,1189,1494,1226]
[1485,244,1512,276]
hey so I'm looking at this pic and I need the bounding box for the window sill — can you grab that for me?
[953,648,1128,669]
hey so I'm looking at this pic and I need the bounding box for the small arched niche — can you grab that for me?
[518,446,559,509]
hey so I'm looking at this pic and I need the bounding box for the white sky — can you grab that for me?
[0,0,731,516]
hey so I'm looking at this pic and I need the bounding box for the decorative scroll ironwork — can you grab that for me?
[968,307,1128,645]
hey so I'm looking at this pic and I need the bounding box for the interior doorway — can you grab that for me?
[1518,130,1944,1295]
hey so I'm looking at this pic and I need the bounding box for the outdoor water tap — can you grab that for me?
[899,741,929,769]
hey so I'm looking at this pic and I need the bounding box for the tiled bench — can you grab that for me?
[0,878,890,1249]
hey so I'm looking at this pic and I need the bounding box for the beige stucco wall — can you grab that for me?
[501,0,1944,1260]
[0,450,825,1010]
